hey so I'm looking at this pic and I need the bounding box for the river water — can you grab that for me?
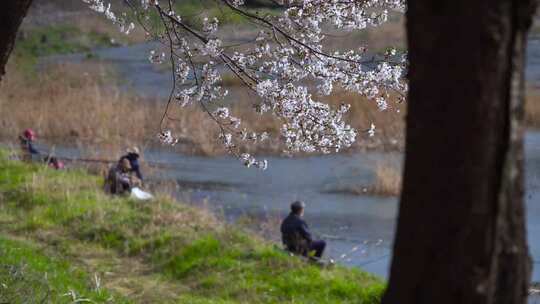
[145,150,397,276]
[46,35,540,98]
[40,36,540,300]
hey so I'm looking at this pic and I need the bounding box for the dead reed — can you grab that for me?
[0,61,255,156]
[365,162,402,196]
[324,161,402,197]
[0,59,406,156]
[526,92,540,128]
[0,62,160,146]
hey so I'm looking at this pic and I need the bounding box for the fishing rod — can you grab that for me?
[57,156,172,169]
[357,253,390,267]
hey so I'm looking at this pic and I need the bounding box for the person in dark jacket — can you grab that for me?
[119,147,143,181]
[281,201,326,258]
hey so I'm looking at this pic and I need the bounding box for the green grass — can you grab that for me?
[176,0,247,27]
[0,149,384,303]
[141,0,281,33]
[0,237,130,304]
[16,25,112,57]
[12,24,115,73]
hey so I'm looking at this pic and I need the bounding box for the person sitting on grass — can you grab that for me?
[46,156,65,170]
[280,201,326,259]
[19,128,40,162]
[18,129,65,169]
[104,158,140,195]
[119,146,143,182]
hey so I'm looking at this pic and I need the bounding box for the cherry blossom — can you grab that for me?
[83,0,408,168]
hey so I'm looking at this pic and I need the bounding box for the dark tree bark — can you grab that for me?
[382,1,538,304]
[0,0,33,82]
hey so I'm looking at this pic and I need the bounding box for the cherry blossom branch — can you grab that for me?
[84,0,407,168]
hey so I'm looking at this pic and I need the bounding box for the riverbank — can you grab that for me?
[0,148,384,303]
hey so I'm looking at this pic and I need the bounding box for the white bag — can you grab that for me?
[130,187,154,201]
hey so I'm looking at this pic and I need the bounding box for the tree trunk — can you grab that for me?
[383,1,537,304]
[0,0,33,82]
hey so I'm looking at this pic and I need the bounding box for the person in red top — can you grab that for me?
[19,128,40,161]
[18,129,64,169]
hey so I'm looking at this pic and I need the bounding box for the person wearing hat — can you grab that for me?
[19,128,40,161]
[280,201,326,259]
[120,147,143,181]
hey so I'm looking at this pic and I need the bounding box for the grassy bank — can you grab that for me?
[0,237,129,303]
[13,24,114,72]
[14,0,150,74]
[0,149,384,303]
[12,21,133,75]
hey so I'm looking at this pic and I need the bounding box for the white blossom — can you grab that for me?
[148,50,165,64]
[202,39,223,57]
[367,123,376,137]
[202,17,219,35]
[213,107,230,119]
[84,0,408,168]
[158,130,179,145]
[82,0,133,34]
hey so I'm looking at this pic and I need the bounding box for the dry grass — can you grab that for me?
[0,62,161,147]
[526,92,540,128]
[61,241,185,302]
[325,161,402,197]
[0,58,405,156]
[0,60,277,156]
[365,162,402,196]
[0,61,240,156]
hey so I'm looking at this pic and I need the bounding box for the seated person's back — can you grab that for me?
[281,201,326,258]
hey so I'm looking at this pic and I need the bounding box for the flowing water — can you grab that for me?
[45,35,540,97]
[146,150,399,276]
[527,37,540,88]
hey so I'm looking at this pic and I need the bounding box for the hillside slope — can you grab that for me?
[0,149,384,303]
